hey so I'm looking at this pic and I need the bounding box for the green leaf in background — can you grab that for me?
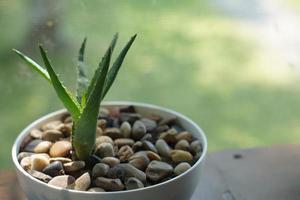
[76,37,89,104]
[102,34,137,99]
[12,49,51,83]
[73,38,113,160]
[85,33,118,102]
[39,45,82,122]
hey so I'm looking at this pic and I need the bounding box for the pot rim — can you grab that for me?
[12,101,207,195]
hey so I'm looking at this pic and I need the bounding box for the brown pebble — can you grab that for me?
[175,140,190,151]
[94,177,125,191]
[63,161,85,172]
[42,120,63,131]
[27,169,52,183]
[176,131,193,142]
[101,157,120,167]
[31,154,49,171]
[114,138,135,147]
[49,141,72,157]
[118,145,134,162]
[104,128,122,139]
[30,129,43,139]
[74,172,91,191]
[48,175,75,188]
[170,150,193,163]
[42,129,64,142]
[34,141,52,153]
[49,157,72,164]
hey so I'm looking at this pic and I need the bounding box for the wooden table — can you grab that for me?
[2,144,300,200]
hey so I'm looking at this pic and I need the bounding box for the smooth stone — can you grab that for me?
[106,165,126,180]
[141,133,152,141]
[88,187,106,192]
[74,172,91,191]
[170,150,193,163]
[48,175,75,188]
[94,177,125,191]
[34,141,52,153]
[146,160,173,182]
[176,131,193,142]
[101,157,120,167]
[119,164,147,183]
[27,169,52,183]
[97,119,107,130]
[20,156,32,170]
[129,153,150,171]
[49,157,72,164]
[87,154,102,167]
[132,120,146,140]
[145,151,161,161]
[30,129,43,139]
[120,113,141,124]
[63,116,72,123]
[132,141,143,152]
[96,142,115,158]
[141,118,157,132]
[175,140,190,151]
[142,141,157,153]
[59,123,72,137]
[96,127,103,137]
[125,177,144,190]
[155,139,171,158]
[96,136,114,146]
[190,140,202,154]
[31,154,49,171]
[104,128,122,139]
[17,152,34,162]
[114,138,135,147]
[42,129,64,142]
[42,161,64,177]
[63,161,85,172]
[42,120,63,131]
[120,121,131,138]
[24,139,43,152]
[49,141,72,157]
[118,145,134,162]
[92,163,110,178]
[174,162,191,176]
[154,125,169,134]
[159,129,177,144]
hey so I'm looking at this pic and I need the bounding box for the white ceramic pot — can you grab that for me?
[12,101,207,200]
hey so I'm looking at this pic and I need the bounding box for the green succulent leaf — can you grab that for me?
[76,37,89,104]
[39,45,82,122]
[73,38,113,160]
[12,49,51,83]
[85,33,118,102]
[102,34,137,99]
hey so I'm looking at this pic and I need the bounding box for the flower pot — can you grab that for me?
[12,101,207,200]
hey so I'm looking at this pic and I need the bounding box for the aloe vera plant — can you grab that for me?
[13,33,137,160]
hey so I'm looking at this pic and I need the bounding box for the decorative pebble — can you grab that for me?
[94,177,125,191]
[125,177,144,190]
[132,141,143,152]
[145,151,161,161]
[170,150,193,163]
[176,131,193,142]
[132,120,146,140]
[88,187,106,192]
[34,141,52,153]
[146,160,173,182]
[129,153,150,171]
[174,162,191,176]
[142,140,158,153]
[155,139,171,158]
[42,129,64,142]
[42,120,62,131]
[190,140,202,154]
[119,164,147,183]
[42,161,64,177]
[63,116,72,123]
[92,163,110,178]
[96,127,103,137]
[104,128,122,139]
[114,138,135,147]
[30,129,43,139]
[159,129,177,144]
[59,123,72,137]
[175,140,190,151]
[95,136,114,146]
[20,156,32,170]
[74,172,91,191]
[24,139,43,152]
[97,119,107,130]
[63,161,85,172]
[49,141,72,157]
[101,157,120,167]
[141,118,157,132]
[48,175,75,188]
[118,145,134,162]
[120,121,131,138]
[28,169,52,183]
[96,142,115,158]
[31,154,49,171]
[107,165,126,180]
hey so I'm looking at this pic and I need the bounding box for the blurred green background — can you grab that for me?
[1,0,300,169]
